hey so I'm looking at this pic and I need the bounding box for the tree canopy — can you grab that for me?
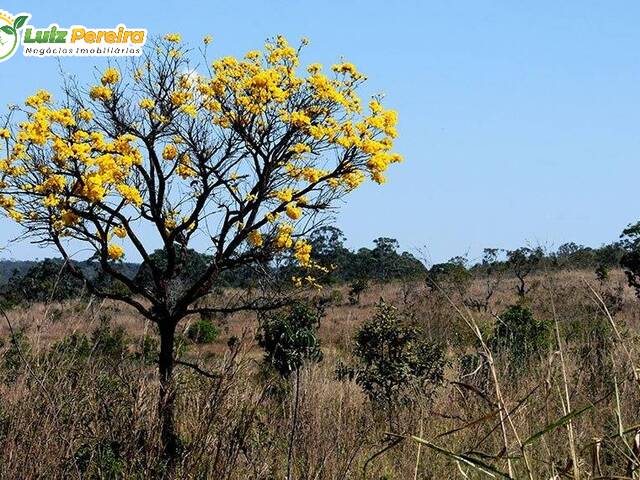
[0,34,401,321]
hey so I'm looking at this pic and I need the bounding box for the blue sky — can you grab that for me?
[1,0,638,263]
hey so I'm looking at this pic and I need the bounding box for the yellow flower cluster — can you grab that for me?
[285,203,302,220]
[116,184,143,207]
[164,33,181,43]
[101,67,120,85]
[113,225,127,238]
[274,223,294,249]
[247,230,264,247]
[139,98,155,110]
[0,88,146,225]
[107,243,125,260]
[293,239,312,267]
[176,153,197,178]
[78,109,93,121]
[163,144,178,160]
[25,90,52,108]
[90,86,112,101]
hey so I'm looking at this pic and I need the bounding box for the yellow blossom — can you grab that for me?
[163,33,181,43]
[78,109,93,121]
[101,67,120,85]
[162,144,178,160]
[247,230,264,247]
[139,98,155,110]
[289,110,311,128]
[113,225,127,238]
[274,223,294,249]
[89,86,112,101]
[181,104,197,118]
[107,243,125,260]
[116,184,143,207]
[294,239,312,266]
[285,203,302,220]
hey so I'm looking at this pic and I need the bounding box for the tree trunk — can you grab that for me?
[159,321,178,471]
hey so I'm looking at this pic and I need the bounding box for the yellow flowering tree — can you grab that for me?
[0,34,401,463]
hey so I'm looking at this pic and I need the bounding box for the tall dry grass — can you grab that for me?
[0,269,638,479]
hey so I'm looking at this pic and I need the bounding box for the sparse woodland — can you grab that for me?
[0,33,639,480]
[0,263,639,479]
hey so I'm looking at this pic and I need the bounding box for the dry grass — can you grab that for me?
[0,268,639,479]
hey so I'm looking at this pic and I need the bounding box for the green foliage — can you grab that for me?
[506,247,544,297]
[135,334,159,365]
[348,278,369,305]
[427,256,471,294]
[91,316,129,359]
[292,229,427,284]
[2,331,30,382]
[0,259,85,305]
[186,318,220,344]
[490,305,551,370]
[338,301,445,408]
[0,259,139,308]
[51,333,92,360]
[621,222,640,298]
[73,440,125,479]
[257,303,323,378]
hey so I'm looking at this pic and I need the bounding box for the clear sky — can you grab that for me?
[1,0,638,264]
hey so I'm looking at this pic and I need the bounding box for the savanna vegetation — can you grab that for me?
[0,33,639,480]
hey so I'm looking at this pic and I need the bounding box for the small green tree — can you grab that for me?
[427,255,471,297]
[257,303,322,480]
[621,222,640,298]
[506,247,543,298]
[338,301,445,421]
[186,318,219,344]
[490,305,551,371]
[257,303,323,377]
[348,278,369,305]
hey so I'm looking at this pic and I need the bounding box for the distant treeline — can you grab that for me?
[0,226,629,307]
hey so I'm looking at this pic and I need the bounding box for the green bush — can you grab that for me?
[490,305,551,370]
[91,318,129,359]
[348,278,368,305]
[186,319,220,344]
[2,331,30,382]
[338,301,445,410]
[72,440,125,479]
[135,334,159,365]
[257,302,323,378]
[51,333,92,360]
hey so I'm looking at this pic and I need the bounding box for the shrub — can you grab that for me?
[427,256,471,295]
[186,319,220,344]
[338,301,445,411]
[51,333,92,360]
[257,303,323,378]
[72,440,125,479]
[348,278,369,305]
[490,305,551,370]
[621,222,640,297]
[91,318,129,359]
[2,331,30,382]
[136,334,159,365]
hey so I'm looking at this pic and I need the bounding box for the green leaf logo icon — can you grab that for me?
[0,25,14,35]
[13,15,28,30]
